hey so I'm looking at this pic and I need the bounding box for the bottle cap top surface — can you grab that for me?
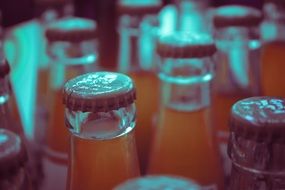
[117,0,163,15]
[63,72,136,112]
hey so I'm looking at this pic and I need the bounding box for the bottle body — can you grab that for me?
[66,103,140,190]
[212,25,261,181]
[261,3,285,97]
[118,14,159,174]
[148,57,224,189]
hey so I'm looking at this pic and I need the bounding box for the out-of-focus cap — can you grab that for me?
[0,58,10,78]
[213,5,263,28]
[45,17,97,42]
[114,175,202,190]
[63,72,136,112]
[117,0,163,16]
[0,129,27,177]
[156,32,216,58]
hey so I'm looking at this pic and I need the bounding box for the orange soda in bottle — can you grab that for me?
[42,17,98,190]
[63,72,140,190]
[117,0,162,173]
[148,32,224,189]
[211,5,262,182]
[260,1,285,97]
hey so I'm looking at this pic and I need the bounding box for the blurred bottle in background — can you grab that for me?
[0,129,32,190]
[228,97,285,189]
[0,58,43,189]
[42,17,98,190]
[114,175,202,190]
[148,32,224,190]
[211,5,262,184]
[117,0,163,174]
[63,72,140,190]
[173,0,211,33]
[261,0,285,97]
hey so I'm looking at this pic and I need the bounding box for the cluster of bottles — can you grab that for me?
[1,0,285,189]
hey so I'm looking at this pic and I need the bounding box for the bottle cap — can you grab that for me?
[0,129,27,177]
[228,96,285,171]
[230,96,285,141]
[45,17,97,42]
[156,32,216,58]
[117,0,163,16]
[114,175,201,190]
[63,72,136,112]
[213,5,262,28]
[0,58,10,78]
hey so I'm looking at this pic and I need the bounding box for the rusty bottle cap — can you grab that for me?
[213,5,263,28]
[0,129,27,178]
[228,96,285,172]
[63,72,136,112]
[0,59,10,78]
[45,17,97,43]
[117,0,163,16]
[114,175,201,190]
[156,32,216,58]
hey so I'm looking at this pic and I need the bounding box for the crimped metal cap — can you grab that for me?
[63,72,136,112]
[114,175,201,190]
[230,96,285,142]
[0,58,10,78]
[117,0,163,16]
[213,5,262,28]
[45,17,97,42]
[0,129,27,177]
[156,32,216,58]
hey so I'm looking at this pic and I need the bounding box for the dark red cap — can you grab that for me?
[117,0,163,16]
[63,72,136,112]
[0,58,10,78]
[213,5,262,28]
[0,129,27,177]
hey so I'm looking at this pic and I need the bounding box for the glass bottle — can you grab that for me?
[261,1,285,97]
[148,32,224,190]
[63,72,140,190]
[42,17,98,190]
[212,5,262,182]
[114,175,202,190]
[0,58,43,189]
[228,96,285,189]
[0,129,31,190]
[117,0,162,174]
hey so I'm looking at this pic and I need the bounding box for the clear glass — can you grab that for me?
[65,104,140,190]
[148,56,224,189]
[213,25,261,181]
[261,3,285,97]
[228,133,285,189]
[118,14,160,174]
[174,0,211,33]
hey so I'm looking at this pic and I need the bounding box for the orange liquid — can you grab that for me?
[261,41,285,97]
[128,71,159,174]
[148,107,224,189]
[68,130,140,190]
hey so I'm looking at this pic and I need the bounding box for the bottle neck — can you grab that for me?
[158,57,213,111]
[48,40,98,90]
[65,104,136,140]
[215,26,261,95]
[262,3,285,42]
[118,15,158,73]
